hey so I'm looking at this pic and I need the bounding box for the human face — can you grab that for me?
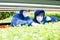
[23,10,30,17]
[36,15,43,23]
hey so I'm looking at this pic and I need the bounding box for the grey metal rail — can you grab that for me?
[0,3,60,12]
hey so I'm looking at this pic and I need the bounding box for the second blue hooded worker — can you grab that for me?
[33,10,58,24]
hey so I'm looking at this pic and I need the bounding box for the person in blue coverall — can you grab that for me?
[11,9,33,27]
[33,10,58,24]
[11,9,58,27]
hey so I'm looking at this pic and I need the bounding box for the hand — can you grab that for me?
[46,16,51,21]
[32,22,40,27]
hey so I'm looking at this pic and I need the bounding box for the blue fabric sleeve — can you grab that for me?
[27,20,33,26]
[11,17,17,27]
[11,17,28,27]
[50,16,58,22]
[42,18,47,24]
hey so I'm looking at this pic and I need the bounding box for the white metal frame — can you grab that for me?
[0,2,60,8]
[0,2,60,12]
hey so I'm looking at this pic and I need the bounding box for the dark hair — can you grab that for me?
[34,10,45,17]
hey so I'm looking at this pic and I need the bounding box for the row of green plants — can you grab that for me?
[0,12,15,20]
[0,12,60,20]
[0,21,60,40]
[45,12,60,21]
